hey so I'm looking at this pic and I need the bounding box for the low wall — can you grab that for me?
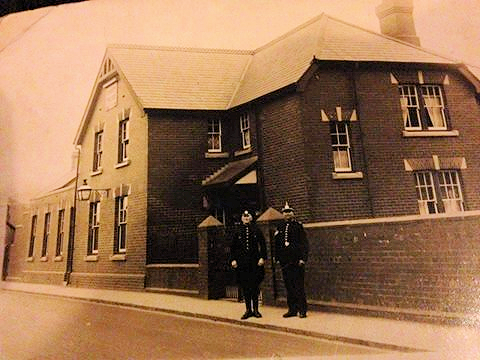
[302,213,480,314]
[70,272,145,290]
[145,264,199,293]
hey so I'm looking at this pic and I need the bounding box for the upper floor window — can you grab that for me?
[93,130,103,171]
[88,201,100,255]
[208,119,222,152]
[114,195,128,254]
[28,215,37,257]
[399,84,447,131]
[56,209,65,257]
[414,170,464,214]
[330,121,352,172]
[41,212,51,257]
[118,118,129,163]
[240,113,251,149]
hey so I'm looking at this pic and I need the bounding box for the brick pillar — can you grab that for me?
[257,207,284,306]
[198,215,225,299]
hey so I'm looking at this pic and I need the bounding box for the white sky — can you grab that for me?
[0,0,479,202]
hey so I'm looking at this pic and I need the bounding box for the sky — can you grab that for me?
[0,0,479,203]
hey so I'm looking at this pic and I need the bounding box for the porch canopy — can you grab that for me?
[202,156,257,187]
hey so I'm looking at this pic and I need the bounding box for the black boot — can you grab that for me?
[252,297,262,318]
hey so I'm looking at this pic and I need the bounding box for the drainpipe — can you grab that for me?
[64,145,81,285]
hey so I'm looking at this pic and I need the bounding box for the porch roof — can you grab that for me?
[202,156,257,187]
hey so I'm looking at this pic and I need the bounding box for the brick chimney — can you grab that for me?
[376,0,420,46]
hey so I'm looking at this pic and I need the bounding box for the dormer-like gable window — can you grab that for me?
[104,79,118,111]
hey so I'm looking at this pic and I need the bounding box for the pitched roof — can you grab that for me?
[108,45,253,110]
[231,14,457,107]
[76,13,476,144]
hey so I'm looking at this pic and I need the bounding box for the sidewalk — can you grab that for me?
[2,281,480,359]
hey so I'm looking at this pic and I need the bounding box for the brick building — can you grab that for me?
[6,2,480,316]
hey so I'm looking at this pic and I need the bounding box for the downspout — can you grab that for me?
[351,63,375,217]
[64,145,81,285]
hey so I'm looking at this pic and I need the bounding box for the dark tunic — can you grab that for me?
[230,223,267,288]
[274,220,308,266]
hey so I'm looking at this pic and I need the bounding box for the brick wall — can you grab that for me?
[5,189,74,285]
[258,93,311,222]
[301,213,480,313]
[71,75,147,290]
[301,63,372,221]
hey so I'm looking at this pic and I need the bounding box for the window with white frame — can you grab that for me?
[414,172,438,214]
[87,201,100,255]
[28,215,37,257]
[118,118,129,163]
[414,170,464,214]
[55,209,65,257]
[41,212,51,257]
[399,84,447,131]
[93,130,103,171]
[208,118,222,152]
[439,170,464,213]
[240,113,251,149]
[399,85,421,130]
[114,195,128,254]
[330,121,352,172]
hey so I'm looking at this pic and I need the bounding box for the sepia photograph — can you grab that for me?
[1,0,480,358]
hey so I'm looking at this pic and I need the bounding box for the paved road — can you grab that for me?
[0,291,386,359]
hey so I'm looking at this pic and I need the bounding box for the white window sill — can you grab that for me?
[402,130,459,137]
[26,257,34,262]
[205,152,229,159]
[54,255,63,262]
[110,254,126,261]
[115,160,131,169]
[234,147,252,157]
[40,256,48,262]
[90,169,103,176]
[332,172,364,180]
[84,255,99,262]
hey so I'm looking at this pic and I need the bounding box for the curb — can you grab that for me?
[3,287,424,353]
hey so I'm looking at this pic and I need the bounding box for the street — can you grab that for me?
[0,291,384,359]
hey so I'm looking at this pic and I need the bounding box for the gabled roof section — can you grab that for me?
[74,13,479,145]
[107,44,253,110]
[230,14,458,107]
[74,52,131,145]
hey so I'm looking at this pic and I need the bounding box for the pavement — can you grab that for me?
[2,281,480,359]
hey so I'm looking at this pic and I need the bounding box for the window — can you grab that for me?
[114,196,128,254]
[105,81,118,110]
[87,201,100,255]
[439,170,464,213]
[118,118,129,163]
[41,213,51,257]
[55,209,65,257]
[93,130,103,171]
[399,84,447,131]
[414,170,464,214]
[28,215,37,257]
[414,172,438,214]
[240,113,251,149]
[330,121,352,172]
[208,119,222,152]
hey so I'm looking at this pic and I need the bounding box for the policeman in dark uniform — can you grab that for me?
[230,210,267,319]
[274,202,309,318]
